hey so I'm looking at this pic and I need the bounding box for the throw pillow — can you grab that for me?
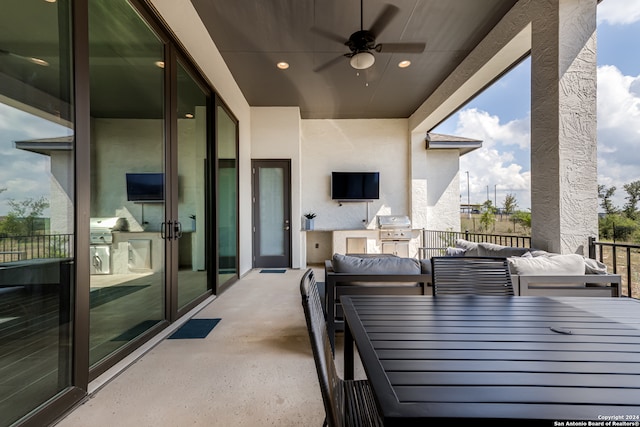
[508,253,585,276]
[477,242,532,257]
[332,253,420,274]
[455,239,479,256]
[445,247,466,256]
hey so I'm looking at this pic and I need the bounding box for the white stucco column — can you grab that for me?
[530,0,598,255]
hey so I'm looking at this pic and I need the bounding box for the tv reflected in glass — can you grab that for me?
[331,171,380,200]
[126,173,164,202]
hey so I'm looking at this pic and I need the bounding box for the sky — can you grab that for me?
[432,0,640,212]
[0,104,71,216]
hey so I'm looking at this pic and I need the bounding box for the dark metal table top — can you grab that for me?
[341,295,640,426]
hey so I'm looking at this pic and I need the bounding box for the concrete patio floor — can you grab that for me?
[54,266,359,427]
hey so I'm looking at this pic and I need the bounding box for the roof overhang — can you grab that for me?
[14,136,73,156]
[426,132,482,156]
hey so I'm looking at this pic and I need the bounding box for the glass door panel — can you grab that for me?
[217,106,238,286]
[252,160,291,268]
[88,0,165,367]
[0,0,75,424]
[259,168,285,256]
[176,62,209,309]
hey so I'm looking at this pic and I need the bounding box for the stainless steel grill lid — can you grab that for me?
[377,215,411,229]
[90,217,128,244]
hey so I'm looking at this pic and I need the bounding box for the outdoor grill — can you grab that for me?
[89,217,128,275]
[89,217,128,244]
[377,215,412,240]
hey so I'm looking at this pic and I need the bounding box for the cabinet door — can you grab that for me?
[347,238,367,254]
[128,239,152,271]
[381,242,396,255]
[395,242,410,258]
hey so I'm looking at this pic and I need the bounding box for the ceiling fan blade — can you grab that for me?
[376,42,426,53]
[0,48,49,66]
[311,26,347,45]
[368,4,399,39]
[313,55,346,72]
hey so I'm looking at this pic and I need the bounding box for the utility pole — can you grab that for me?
[466,171,470,218]
[494,184,497,209]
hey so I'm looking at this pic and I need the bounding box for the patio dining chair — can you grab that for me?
[300,268,383,427]
[430,256,515,296]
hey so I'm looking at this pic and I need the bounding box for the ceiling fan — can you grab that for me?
[312,0,426,72]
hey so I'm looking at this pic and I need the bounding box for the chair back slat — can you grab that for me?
[300,269,344,426]
[431,256,514,296]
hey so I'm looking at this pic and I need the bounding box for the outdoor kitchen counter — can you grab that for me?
[304,229,423,265]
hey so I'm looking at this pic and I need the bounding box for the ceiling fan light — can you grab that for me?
[350,51,375,70]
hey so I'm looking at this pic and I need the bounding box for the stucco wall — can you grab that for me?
[301,119,411,231]
[250,107,302,268]
[410,132,462,232]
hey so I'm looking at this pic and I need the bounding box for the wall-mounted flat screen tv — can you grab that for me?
[126,173,164,202]
[331,171,380,200]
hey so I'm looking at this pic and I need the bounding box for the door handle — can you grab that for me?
[161,221,173,240]
[174,221,183,239]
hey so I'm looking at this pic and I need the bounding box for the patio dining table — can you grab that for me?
[341,294,640,426]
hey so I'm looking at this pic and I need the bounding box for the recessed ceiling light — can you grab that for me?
[29,57,49,66]
[398,60,411,68]
[44,0,57,3]
[154,61,165,69]
[185,113,194,119]
[277,62,289,70]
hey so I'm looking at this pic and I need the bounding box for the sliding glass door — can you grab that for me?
[176,61,210,311]
[88,0,166,369]
[216,103,238,288]
[0,1,75,424]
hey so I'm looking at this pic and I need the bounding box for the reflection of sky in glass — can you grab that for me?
[0,102,73,215]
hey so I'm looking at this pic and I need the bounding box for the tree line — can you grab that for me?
[598,181,640,242]
[474,193,531,234]
[0,187,49,237]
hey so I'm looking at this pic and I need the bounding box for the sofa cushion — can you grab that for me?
[332,253,420,274]
[455,239,479,256]
[583,257,608,274]
[477,242,532,257]
[508,253,585,276]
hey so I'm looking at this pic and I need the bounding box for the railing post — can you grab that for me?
[588,236,596,259]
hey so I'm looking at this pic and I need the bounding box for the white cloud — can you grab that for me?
[598,0,640,25]
[454,109,531,210]
[597,64,640,209]
[450,63,640,213]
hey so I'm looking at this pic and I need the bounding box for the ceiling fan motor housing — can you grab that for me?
[345,30,377,55]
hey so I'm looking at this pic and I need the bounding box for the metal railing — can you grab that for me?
[419,229,531,259]
[419,231,639,299]
[0,233,74,263]
[588,237,640,299]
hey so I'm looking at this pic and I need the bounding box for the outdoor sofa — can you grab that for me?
[451,239,622,297]
[324,253,431,349]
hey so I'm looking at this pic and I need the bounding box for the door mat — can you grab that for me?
[260,269,286,273]
[168,318,221,339]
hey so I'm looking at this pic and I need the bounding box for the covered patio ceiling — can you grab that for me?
[189,0,520,120]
